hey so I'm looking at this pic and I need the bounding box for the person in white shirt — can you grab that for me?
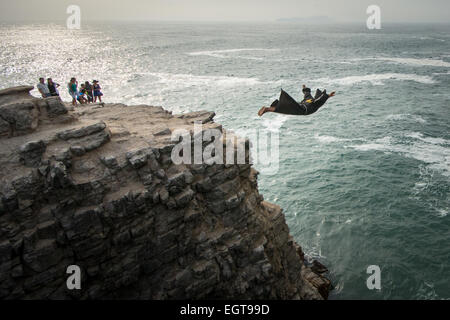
[36,77,51,98]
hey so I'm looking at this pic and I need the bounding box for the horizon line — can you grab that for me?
[1,18,450,25]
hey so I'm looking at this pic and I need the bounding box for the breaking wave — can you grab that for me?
[315,73,436,86]
[188,48,279,60]
[386,114,427,124]
[147,72,263,87]
[351,57,450,68]
[348,135,450,176]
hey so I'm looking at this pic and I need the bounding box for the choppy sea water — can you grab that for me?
[0,22,449,300]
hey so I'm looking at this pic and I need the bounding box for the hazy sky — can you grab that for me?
[0,0,449,23]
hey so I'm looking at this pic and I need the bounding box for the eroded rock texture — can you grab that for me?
[0,86,330,300]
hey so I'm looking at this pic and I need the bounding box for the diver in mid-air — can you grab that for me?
[258,85,336,117]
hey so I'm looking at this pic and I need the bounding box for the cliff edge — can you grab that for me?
[0,86,330,299]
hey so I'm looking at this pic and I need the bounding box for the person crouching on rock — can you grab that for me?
[68,78,78,106]
[47,78,60,97]
[37,77,51,98]
[77,84,88,104]
[93,80,103,103]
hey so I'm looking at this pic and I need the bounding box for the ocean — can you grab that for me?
[0,21,449,299]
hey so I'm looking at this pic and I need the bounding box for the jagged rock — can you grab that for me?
[100,155,118,169]
[0,86,34,105]
[154,128,171,136]
[36,221,57,239]
[57,122,106,140]
[19,140,46,167]
[176,111,215,124]
[301,266,332,299]
[0,86,71,137]
[138,168,153,186]
[175,187,195,207]
[167,172,186,195]
[70,146,86,156]
[311,260,329,274]
[22,239,62,273]
[225,194,241,209]
[195,177,213,193]
[0,88,330,300]
[82,130,110,152]
[47,162,73,189]
[0,101,39,135]
[126,149,150,169]
[0,241,12,263]
[55,148,72,163]
[155,169,166,179]
[159,187,169,203]
[0,116,9,136]
[44,96,68,117]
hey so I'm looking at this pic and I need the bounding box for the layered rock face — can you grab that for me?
[0,86,330,300]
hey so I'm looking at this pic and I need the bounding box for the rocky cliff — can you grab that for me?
[0,86,330,300]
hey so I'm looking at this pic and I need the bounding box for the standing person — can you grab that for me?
[47,78,60,96]
[93,80,103,103]
[68,78,78,106]
[37,77,51,98]
[84,81,93,103]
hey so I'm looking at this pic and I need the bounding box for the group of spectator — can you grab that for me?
[37,77,103,106]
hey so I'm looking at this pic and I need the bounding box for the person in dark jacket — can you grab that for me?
[258,85,336,117]
[84,81,93,103]
[47,78,60,96]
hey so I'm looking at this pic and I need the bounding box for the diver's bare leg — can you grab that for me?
[258,106,276,117]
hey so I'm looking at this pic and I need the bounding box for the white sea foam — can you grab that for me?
[436,208,448,217]
[352,57,450,68]
[411,166,449,218]
[188,48,278,59]
[386,114,427,124]
[414,182,427,189]
[349,135,450,176]
[147,72,262,87]
[378,57,450,67]
[432,71,450,75]
[418,36,446,42]
[261,114,289,133]
[314,134,353,143]
[405,132,449,146]
[315,73,435,86]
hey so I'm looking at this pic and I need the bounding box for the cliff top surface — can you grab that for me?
[0,86,219,184]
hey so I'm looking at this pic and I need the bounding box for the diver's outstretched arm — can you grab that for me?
[313,90,336,108]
